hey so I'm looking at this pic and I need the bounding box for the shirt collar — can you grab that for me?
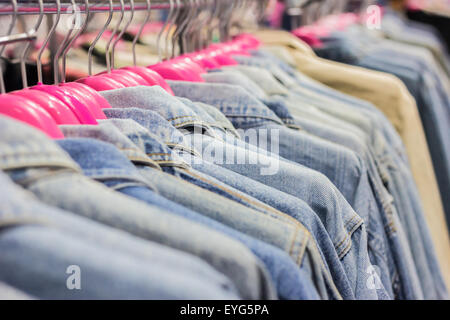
[103,108,201,157]
[104,118,190,169]
[59,121,161,170]
[0,116,80,172]
[56,138,153,188]
[167,81,284,126]
[100,85,213,132]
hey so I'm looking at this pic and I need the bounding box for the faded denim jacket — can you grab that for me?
[56,132,321,300]
[99,87,386,299]
[0,115,275,300]
[95,116,341,299]
[165,80,391,300]
[0,169,241,299]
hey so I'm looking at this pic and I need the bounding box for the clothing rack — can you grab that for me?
[0,0,184,15]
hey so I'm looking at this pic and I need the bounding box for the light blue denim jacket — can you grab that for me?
[0,115,274,300]
[0,169,240,299]
[56,135,322,300]
[211,63,425,299]
[236,51,444,299]
[99,86,388,299]
[96,116,341,299]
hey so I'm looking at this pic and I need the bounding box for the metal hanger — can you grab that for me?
[111,0,134,69]
[105,0,125,73]
[132,0,151,66]
[87,0,113,76]
[0,0,17,93]
[17,0,44,88]
[53,0,78,84]
[156,0,174,61]
[60,0,91,83]
[168,0,182,58]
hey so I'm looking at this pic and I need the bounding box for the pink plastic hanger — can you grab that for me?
[120,0,175,94]
[99,0,152,86]
[58,0,113,110]
[76,0,128,90]
[10,90,80,124]
[0,94,65,139]
[77,0,153,89]
[7,0,80,125]
[147,0,205,82]
[0,1,64,139]
[29,0,98,124]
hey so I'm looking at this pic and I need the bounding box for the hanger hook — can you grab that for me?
[105,0,124,72]
[156,0,174,61]
[168,0,182,59]
[170,0,188,57]
[111,0,134,69]
[173,0,195,56]
[186,0,204,53]
[60,0,90,83]
[18,0,44,89]
[218,0,234,42]
[0,0,17,93]
[87,0,113,76]
[53,0,79,85]
[35,0,61,84]
[132,0,151,66]
[195,0,212,50]
[205,0,221,48]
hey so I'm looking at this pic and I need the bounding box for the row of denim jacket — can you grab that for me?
[0,44,448,300]
[313,9,450,231]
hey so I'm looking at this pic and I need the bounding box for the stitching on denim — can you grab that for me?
[184,169,311,233]
[166,143,201,158]
[334,213,362,255]
[224,114,283,124]
[296,232,310,266]
[338,238,353,260]
[334,215,358,251]
[338,219,364,260]
[166,115,196,122]
[288,225,300,260]
[146,153,172,157]
[127,157,162,170]
[181,168,310,262]
[0,156,81,173]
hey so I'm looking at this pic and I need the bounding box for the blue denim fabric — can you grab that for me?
[93,116,340,300]
[310,33,449,299]
[99,86,215,135]
[292,115,424,299]
[0,171,240,299]
[182,70,414,298]
[194,101,241,138]
[203,68,300,129]
[314,29,450,231]
[246,51,408,161]
[56,136,321,300]
[0,116,274,300]
[234,52,447,299]
[381,9,450,75]
[222,63,425,299]
[167,81,393,300]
